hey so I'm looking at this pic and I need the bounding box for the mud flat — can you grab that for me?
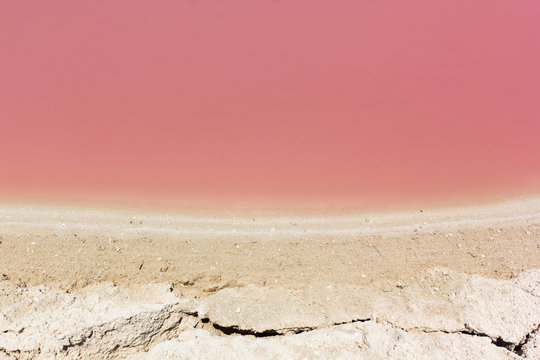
[0,197,539,359]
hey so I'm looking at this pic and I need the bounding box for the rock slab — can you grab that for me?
[1,268,539,359]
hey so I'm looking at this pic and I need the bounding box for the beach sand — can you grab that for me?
[0,197,539,359]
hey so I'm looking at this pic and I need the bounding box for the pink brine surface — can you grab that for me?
[1,1,539,208]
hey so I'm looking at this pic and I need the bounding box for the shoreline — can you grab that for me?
[0,195,538,290]
[1,196,539,359]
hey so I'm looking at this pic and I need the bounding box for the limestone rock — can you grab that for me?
[201,268,540,345]
[127,322,518,360]
[376,268,540,345]
[521,328,540,359]
[0,352,16,360]
[0,281,199,359]
[512,269,540,298]
[1,268,539,359]
[201,284,374,334]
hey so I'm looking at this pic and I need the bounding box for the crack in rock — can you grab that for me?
[1,267,539,359]
[515,324,540,358]
[381,319,526,356]
[198,268,540,346]
[207,317,371,337]
[127,321,523,360]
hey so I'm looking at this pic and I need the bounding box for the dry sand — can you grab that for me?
[0,197,539,359]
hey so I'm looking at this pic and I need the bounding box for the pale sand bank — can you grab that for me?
[0,196,539,290]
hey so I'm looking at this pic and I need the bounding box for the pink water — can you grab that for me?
[1,1,539,209]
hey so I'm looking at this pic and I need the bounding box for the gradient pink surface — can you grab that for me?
[1,1,539,208]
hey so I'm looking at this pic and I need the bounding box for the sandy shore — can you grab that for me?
[1,197,539,359]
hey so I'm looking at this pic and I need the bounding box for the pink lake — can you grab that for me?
[1,1,539,209]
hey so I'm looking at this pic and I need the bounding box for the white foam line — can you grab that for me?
[0,213,538,237]
[2,200,538,225]
[0,207,346,225]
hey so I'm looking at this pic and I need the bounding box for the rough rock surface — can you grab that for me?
[513,269,540,298]
[1,268,539,359]
[201,268,540,345]
[0,352,15,360]
[521,329,540,359]
[201,284,375,334]
[0,282,201,359]
[127,323,519,360]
